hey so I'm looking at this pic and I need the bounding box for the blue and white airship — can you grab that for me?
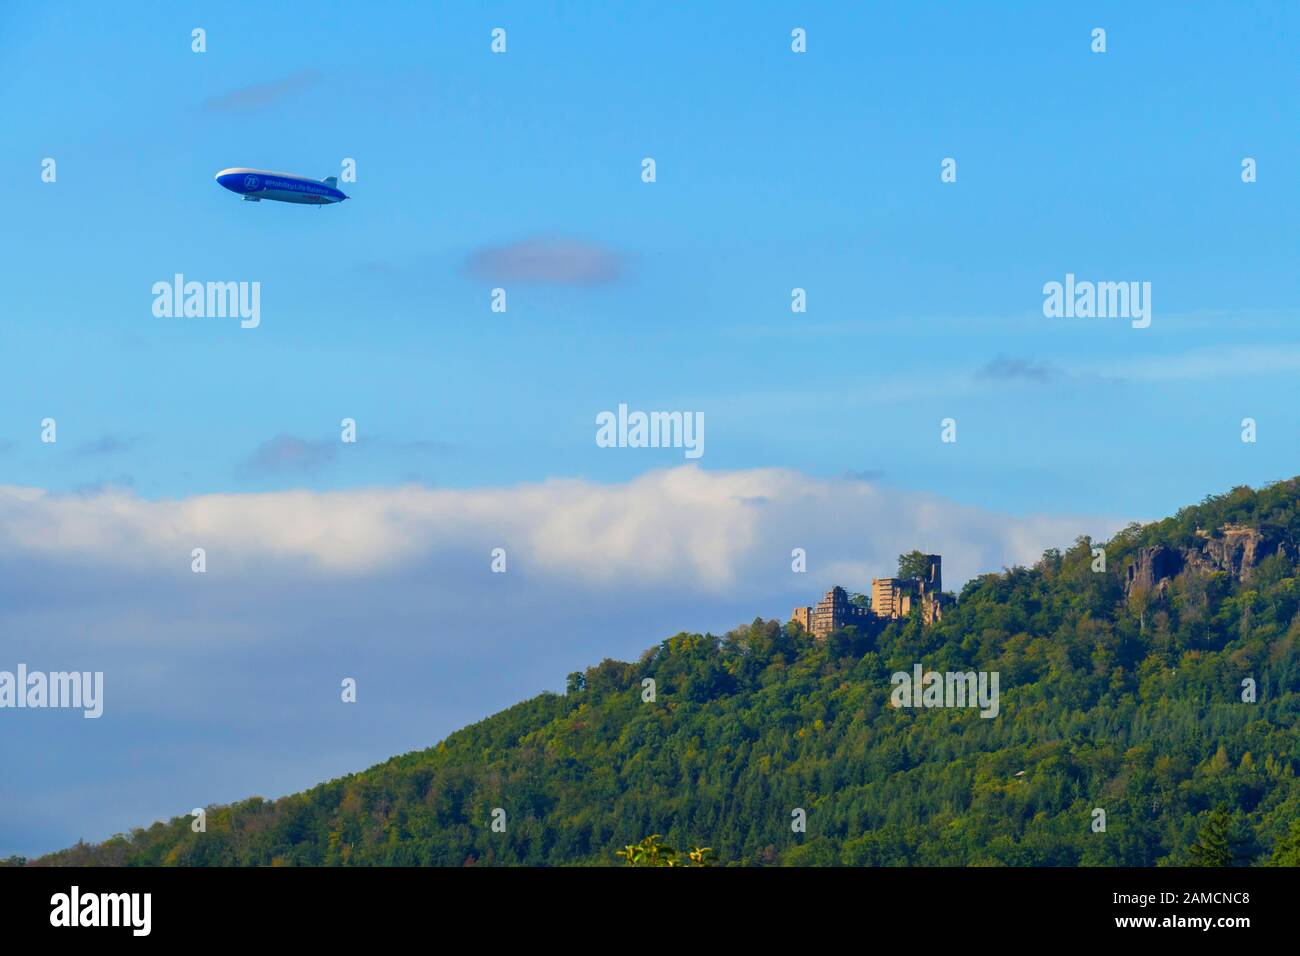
[215,168,349,205]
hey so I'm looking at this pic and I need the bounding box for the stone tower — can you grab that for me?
[919,554,944,625]
[925,554,941,594]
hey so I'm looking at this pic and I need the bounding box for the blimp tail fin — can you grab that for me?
[322,176,338,187]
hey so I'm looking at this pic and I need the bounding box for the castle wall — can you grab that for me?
[810,586,873,638]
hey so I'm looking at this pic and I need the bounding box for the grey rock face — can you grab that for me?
[1122,524,1286,596]
[1195,525,1281,581]
[1124,546,1184,597]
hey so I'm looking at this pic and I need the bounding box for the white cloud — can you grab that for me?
[0,466,1119,591]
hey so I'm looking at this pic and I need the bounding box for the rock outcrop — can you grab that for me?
[1124,545,1184,598]
[1193,524,1281,579]
[1122,524,1287,597]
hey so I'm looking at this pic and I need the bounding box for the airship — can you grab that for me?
[214,168,349,205]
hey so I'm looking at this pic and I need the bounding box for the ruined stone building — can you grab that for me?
[870,577,915,619]
[792,554,947,638]
[869,554,944,625]
[791,586,876,639]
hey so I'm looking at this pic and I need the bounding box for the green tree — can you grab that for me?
[1187,806,1248,867]
[1268,821,1300,866]
[897,551,932,581]
[616,835,713,867]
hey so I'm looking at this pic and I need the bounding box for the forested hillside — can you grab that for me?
[23,480,1300,867]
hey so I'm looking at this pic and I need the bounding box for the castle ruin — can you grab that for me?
[792,554,946,639]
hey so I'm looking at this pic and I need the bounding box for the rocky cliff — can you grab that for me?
[1123,523,1288,597]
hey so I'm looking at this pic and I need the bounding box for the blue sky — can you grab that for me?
[0,1,1296,855]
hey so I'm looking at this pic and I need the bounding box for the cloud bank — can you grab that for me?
[0,466,1116,588]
